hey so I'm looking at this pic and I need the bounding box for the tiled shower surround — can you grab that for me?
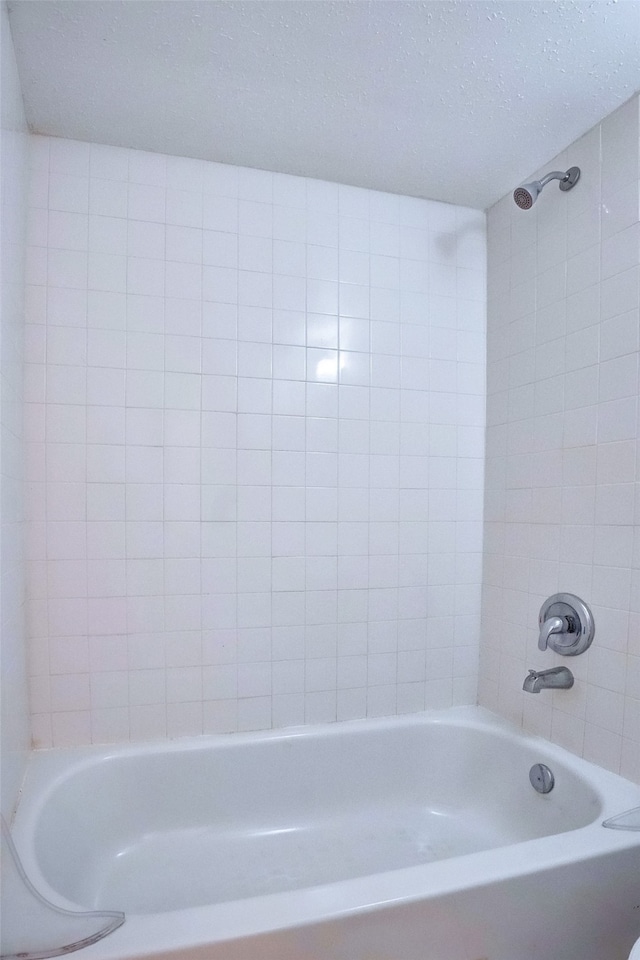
[480,95,640,782]
[25,137,486,746]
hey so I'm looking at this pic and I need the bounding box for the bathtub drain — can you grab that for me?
[529,763,555,794]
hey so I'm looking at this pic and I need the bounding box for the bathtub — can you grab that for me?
[10,705,640,960]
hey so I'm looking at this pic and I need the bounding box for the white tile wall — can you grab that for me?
[1,3,30,818]
[480,94,640,783]
[25,137,486,746]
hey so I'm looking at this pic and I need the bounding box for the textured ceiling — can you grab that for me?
[7,0,640,209]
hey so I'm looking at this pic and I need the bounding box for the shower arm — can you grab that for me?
[538,170,570,188]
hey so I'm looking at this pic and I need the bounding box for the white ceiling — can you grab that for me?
[7,0,640,209]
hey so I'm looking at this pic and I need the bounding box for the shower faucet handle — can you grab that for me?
[537,593,594,657]
[538,615,567,652]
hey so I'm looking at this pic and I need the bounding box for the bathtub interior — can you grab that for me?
[28,716,603,915]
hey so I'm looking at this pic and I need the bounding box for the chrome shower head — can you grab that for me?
[513,166,580,209]
[513,182,541,210]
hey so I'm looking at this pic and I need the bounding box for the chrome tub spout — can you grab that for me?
[523,666,574,693]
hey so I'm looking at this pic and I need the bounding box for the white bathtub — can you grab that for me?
[11,706,640,960]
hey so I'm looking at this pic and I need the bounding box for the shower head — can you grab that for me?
[513,166,580,209]
[513,182,542,210]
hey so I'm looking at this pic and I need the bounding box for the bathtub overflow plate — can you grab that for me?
[529,763,554,794]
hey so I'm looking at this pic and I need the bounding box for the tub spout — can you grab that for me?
[523,666,574,693]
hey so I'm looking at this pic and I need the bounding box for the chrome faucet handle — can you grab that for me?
[538,615,565,651]
[538,594,595,657]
